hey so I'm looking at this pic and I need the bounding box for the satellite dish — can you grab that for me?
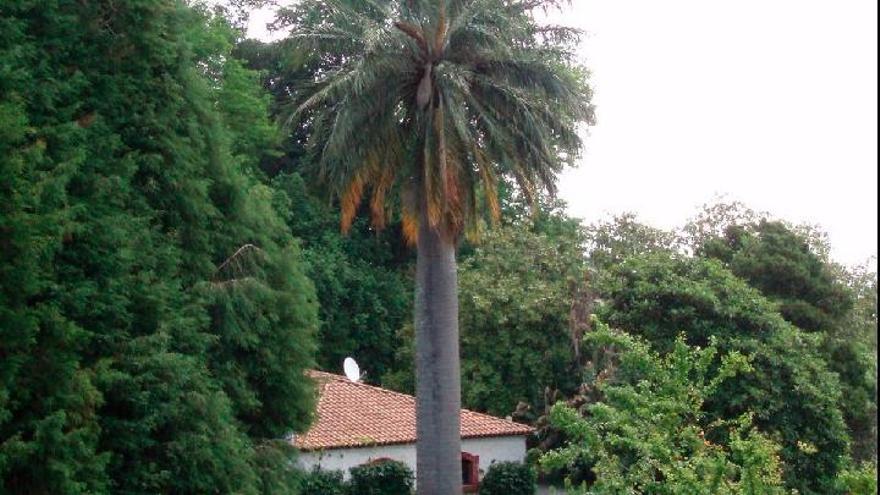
[343,357,361,382]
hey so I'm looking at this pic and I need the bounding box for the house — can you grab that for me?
[294,371,533,491]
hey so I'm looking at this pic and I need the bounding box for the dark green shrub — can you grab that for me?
[299,467,347,495]
[348,460,414,495]
[480,462,536,495]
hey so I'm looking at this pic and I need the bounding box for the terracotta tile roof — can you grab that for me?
[294,371,533,451]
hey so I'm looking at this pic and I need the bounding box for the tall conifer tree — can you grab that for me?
[1,1,317,493]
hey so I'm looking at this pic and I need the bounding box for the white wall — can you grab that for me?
[298,435,527,481]
[299,443,417,479]
[462,436,528,478]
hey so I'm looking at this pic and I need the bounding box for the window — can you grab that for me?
[461,452,480,492]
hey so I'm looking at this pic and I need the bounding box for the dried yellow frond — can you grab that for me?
[443,161,463,228]
[402,208,419,246]
[394,21,428,56]
[370,165,395,230]
[340,172,366,233]
[476,148,501,223]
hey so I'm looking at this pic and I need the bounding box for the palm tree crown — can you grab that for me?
[283,0,595,240]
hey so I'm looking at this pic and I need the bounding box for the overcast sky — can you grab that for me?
[246,1,878,267]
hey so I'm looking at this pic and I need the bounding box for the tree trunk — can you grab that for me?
[415,216,461,495]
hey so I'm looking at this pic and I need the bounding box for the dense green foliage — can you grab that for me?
[479,461,537,495]
[297,462,414,495]
[238,27,419,386]
[272,172,413,380]
[529,210,876,494]
[347,460,414,495]
[1,1,317,493]
[298,468,347,495]
[836,462,878,495]
[700,220,877,465]
[456,204,587,416]
[541,323,789,495]
[700,220,853,332]
[232,35,420,382]
[835,262,879,463]
[597,254,848,493]
[583,213,678,271]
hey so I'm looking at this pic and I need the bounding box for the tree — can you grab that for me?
[1,2,108,490]
[457,213,587,416]
[272,172,413,380]
[597,254,849,494]
[838,259,878,352]
[541,322,789,495]
[279,1,594,492]
[680,200,768,253]
[236,41,418,382]
[699,221,876,464]
[699,220,853,333]
[836,260,879,462]
[1,2,317,492]
[583,213,678,271]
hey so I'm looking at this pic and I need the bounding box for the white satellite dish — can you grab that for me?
[343,357,361,382]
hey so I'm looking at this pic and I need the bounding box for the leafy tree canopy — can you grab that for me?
[697,219,876,464]
[456,212,587,416]
[1,1,317,492]
[542,322,789,495]
[584,213,678,271]
[699,220,853,333]
[596,254,849,494]
[272,172,413,380]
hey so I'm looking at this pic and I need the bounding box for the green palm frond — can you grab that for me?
[282,0,595,242]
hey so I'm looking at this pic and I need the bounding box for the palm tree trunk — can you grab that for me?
[415,216,461,495]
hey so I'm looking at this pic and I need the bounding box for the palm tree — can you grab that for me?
[282,1,594,492]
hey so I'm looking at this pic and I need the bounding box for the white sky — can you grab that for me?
[246,1,878,267]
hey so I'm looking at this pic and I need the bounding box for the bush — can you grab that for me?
[480,462,537,495]
[348,460,414,495]
[299,467,347,495]
[836,463,877,495]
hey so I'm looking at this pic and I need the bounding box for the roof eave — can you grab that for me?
[296,430,533,452]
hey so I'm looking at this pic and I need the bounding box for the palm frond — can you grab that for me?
[283,0,595,241]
